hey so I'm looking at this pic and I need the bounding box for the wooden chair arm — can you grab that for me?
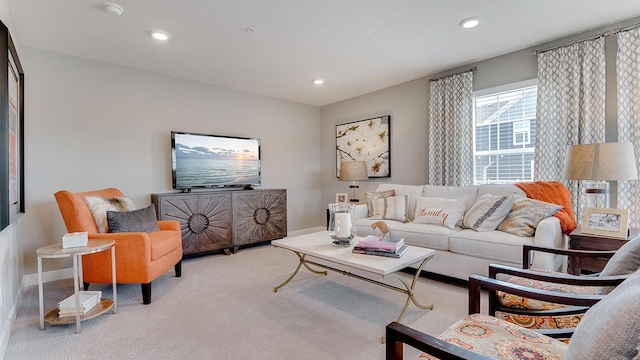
[488,263,627,286]
[385,321,493,360]
[468,274,605,316]
[523,244,615,268]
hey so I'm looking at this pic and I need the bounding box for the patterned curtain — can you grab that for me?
[617,28,640,228]
[428,71,473,186]
[535,37,606,219]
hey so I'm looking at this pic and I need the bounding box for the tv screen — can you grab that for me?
[171,131,261,189]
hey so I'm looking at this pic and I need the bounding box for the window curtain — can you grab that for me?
[535,37,606,219]
[428,71,473,186]
[617,28,640,228]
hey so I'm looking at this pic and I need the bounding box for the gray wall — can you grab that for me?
[320,17,640,209]
[19,46,321,277]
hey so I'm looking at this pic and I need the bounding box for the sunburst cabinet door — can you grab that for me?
[152,193,233,255]
[232,189,287,246]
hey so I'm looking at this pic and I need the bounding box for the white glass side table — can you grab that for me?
[37,239,117,333]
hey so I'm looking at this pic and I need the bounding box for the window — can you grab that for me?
[473,81,537,185]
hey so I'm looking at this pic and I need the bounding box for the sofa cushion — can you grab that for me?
[355,217,404,238]
[463,194,515,231]
[363,190,395,217]
[413,197,465,229]
[478,184,525,198]
[372,195,409,222]
[497,196,562,237]
[422,185,479,212]
[449,229,533,263]
[390,222,460,250]
[375,184,424,221]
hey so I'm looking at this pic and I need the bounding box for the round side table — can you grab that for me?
[37,239,117,333]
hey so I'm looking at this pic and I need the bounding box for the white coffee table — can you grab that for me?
[272,231,436,325]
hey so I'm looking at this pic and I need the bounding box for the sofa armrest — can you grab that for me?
[529,216,566,271]
[354,204,368,220]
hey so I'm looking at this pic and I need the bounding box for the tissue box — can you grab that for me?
[62,232,88,249]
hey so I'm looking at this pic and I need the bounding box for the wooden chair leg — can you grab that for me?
[175,260,182,277]
[83,282,90,291]
[142,282,152,305]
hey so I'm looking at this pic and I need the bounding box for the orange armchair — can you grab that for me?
[54,188,183,304]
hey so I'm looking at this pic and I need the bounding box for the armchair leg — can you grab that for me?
[83,282,90,291]
[142,282,152,305]
[175,260,182,277]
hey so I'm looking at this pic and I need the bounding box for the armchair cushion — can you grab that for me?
[598,238,640,293]
[565,270,640,359]
[107,205,160,233]
[496,275,597,329]
[417,314,567,360]
[84,195,135,233]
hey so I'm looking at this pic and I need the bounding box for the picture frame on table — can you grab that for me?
[336,193,348,203]
[581,207,629,239]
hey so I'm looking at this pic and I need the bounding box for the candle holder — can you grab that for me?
[328,203,356,247]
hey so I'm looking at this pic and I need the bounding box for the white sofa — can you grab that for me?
[354,184,567,280]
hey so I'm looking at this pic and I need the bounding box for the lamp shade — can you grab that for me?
[339,161,368,181]
[564,142,638,181]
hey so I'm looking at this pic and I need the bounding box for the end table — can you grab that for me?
[568,227,639,275]
[37,239,117,333]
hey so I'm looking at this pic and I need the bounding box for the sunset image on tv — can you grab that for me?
[173,132,261,188]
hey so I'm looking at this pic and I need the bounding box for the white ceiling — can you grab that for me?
[7,0,640,106]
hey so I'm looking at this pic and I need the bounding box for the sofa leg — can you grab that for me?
[83,282,90,291]
[175,260,182,277]
[142,283,152,305]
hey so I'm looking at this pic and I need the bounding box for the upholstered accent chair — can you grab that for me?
[386,269,640,359]
[487,242,639,333]
[54,188,183,304]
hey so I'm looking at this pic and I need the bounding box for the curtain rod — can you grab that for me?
[428,67,477,82]
[532,22,640,56]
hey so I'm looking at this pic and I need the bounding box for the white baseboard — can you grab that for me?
[22,267,74,288]
[287,227,325,237]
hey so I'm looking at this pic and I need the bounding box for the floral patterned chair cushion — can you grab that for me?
[415,314,567,360]
[495,276,598,329]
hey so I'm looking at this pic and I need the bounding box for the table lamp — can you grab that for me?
[339,161,368,203]
[564,142,638,208]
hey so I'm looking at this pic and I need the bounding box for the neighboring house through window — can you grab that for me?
[473,80,538,184]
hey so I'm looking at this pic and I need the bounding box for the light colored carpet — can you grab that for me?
[6,244,486,360]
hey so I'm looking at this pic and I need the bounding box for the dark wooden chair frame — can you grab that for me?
[386,245,630,359]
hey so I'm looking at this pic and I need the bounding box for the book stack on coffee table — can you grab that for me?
[352,235,407,258]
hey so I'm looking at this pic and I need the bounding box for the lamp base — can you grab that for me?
[584,180,610,208]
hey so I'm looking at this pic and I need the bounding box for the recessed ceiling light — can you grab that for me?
[151,30,170,41]
[460,17,479,29]
[313,79,324,85]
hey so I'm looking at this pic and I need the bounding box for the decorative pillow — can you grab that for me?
[84,195,136,233]
[372,195,409,222]
[463,194,515,232]
[565,270,640,359]
[497,196,563,237]
[413,197,465,229]
[107,205,160,233]
[597,238,640,294]
[364,190,396,217]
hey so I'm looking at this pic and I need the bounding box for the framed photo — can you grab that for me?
[336,193,348,203]
[581,207,629,239]
[336,115,390,178]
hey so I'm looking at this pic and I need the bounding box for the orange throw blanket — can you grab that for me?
[515,181,577,235]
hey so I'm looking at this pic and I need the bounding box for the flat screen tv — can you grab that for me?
[171,131,261,190]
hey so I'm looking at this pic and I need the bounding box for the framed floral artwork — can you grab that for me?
[336,115,390,178]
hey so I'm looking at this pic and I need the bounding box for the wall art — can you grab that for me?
[336,115,390,178]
